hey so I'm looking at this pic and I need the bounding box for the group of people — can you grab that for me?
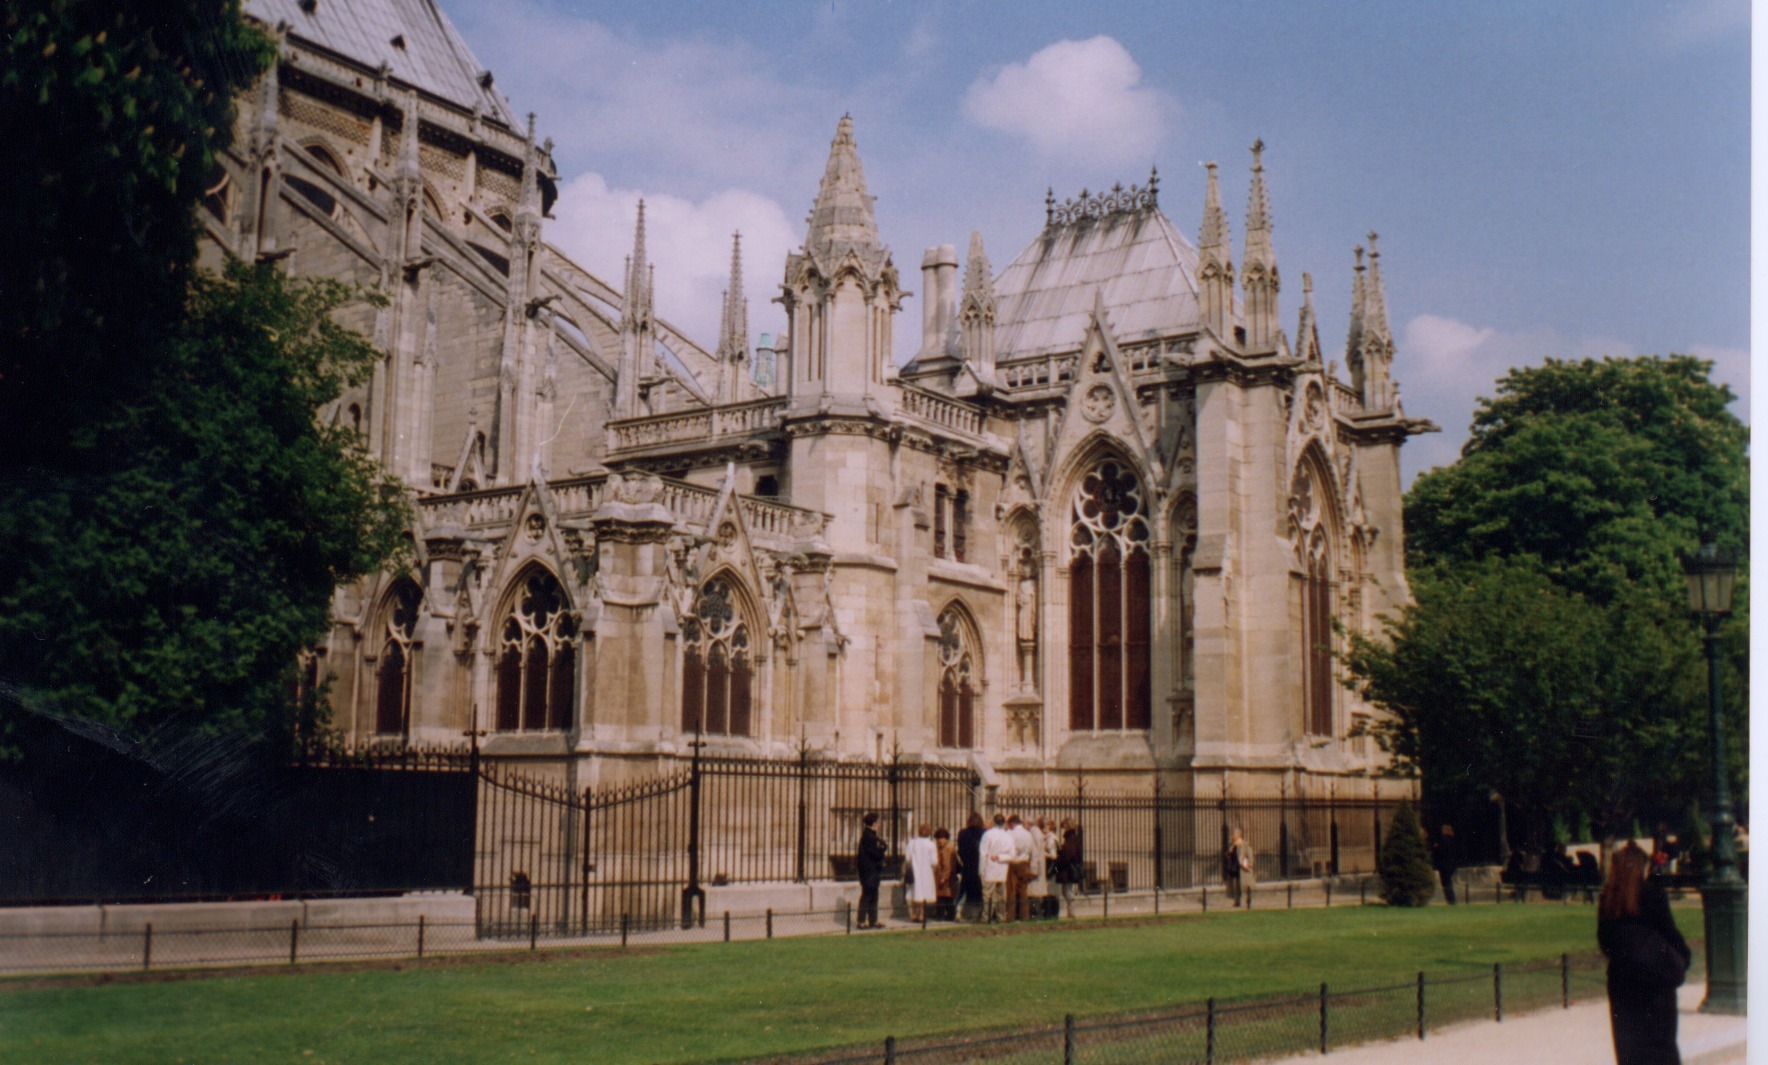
[853,811,1087,927]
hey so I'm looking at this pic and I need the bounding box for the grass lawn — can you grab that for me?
[0,903,1703,1065]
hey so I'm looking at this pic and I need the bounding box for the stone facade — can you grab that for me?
[220,2,1433,800]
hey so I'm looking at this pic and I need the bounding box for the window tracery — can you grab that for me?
[1069,459,1152,731]
[495,570,576,732]
[936,606,977,748]
[374,579,423,735]
[681,577,754,737]
[1290,460,1337,737]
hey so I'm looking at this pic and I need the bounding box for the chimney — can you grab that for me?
[920,244,959,357]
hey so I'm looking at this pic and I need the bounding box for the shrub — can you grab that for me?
[1379,801,1438,906]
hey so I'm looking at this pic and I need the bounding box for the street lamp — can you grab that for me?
[1680,533,1745,1015]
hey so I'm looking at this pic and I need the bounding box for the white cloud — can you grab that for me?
[547,173,798,353]
[963,37,1170,165]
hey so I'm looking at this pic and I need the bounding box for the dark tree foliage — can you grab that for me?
[0,0,273,454]
[1378,802,1436,907]
[0,264,410,750]
[1347,356,1747,850]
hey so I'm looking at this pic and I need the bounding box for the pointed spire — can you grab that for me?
[1196,162,1235,338]
[962,230,993,304]
[1295,272,1320,364]
[805,114,879,251]
[1239,139,1279,352]
[623,199,651,325]
[1362,232,1391,347]
[1345,244,1367,366]
[717,231,750,396]
[1243,139,1272,263]
[1199,162,1229,255]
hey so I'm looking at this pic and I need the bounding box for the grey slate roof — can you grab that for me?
[248,0,517,126]
[992,209,1201,360]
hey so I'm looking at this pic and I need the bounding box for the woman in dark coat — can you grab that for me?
[855,812,889,929]
[955,812,986,921]
[1597,842,1691,1065]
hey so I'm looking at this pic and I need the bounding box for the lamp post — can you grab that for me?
[1680,534,1745,1015]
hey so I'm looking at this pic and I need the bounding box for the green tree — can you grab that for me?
[1378,802,1436,906]
[1346,356,1747,850]
[0,263,410,751]
[1406,355,1747,604]
[1,0,273,452]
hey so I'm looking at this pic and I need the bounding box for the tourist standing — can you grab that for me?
[1026,817,1050,918]
[1598,842,1690,1065]
[933,827,958,920]
[856,811,888,929]
[1056,819,1083,905]
[1007,815,1034,921]
[981,813,1013,923]
[1432,823,1461,905]
[956,812,986,921]
[904,823,937,924]
[1225,828,1254,907]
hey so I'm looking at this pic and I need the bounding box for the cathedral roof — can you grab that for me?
[992,183,1200,361]
[248,0,517,126]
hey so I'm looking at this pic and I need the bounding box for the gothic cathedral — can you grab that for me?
[212,0,1434,801]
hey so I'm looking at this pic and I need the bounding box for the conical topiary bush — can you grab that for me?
[1378,801,1437,906]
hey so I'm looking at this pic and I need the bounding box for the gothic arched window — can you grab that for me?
[494,570,577,732]
[1069,459,1152,731]
[681,577,753,737]
[936,607,977,748]
[374,580,423,735]
[1290,460,1337,737]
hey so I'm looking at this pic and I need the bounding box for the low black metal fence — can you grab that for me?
[779,952,1630,1065]
[0,873,1611,978]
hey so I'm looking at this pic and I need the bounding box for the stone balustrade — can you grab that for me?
[608,397,788,452]
[416,473,820,541]
[1329,378,1362,414]
[899,387,984,436]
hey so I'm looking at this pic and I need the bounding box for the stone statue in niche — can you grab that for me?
[1014,539,1039,691]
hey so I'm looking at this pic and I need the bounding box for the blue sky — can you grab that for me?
[445,0,1750,484]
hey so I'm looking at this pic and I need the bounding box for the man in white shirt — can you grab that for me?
[1007,814,1034,921]
[980,813,1013,923]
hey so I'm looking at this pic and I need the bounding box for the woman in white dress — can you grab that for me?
[904,822,938,923]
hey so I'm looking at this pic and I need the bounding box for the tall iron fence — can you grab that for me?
[997,787,1400,893]
[472,753,979,936]
[470,752,1403,937]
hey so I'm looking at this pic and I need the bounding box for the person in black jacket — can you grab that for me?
[955,812,986,921]
[856,812,889,929]
[1598,842,1691,1065]
[1431,824,1461,904]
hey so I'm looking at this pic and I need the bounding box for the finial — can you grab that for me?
[1148,165,1159,205]
[1046,187,1055,225]
[1367,231,1380,258]
[1354,245,1365,270]
[1251,138,1265,169]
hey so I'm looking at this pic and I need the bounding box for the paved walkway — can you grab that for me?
[1265,982,1746,1065]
